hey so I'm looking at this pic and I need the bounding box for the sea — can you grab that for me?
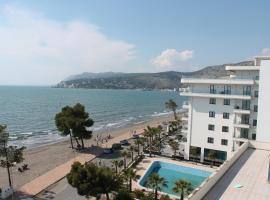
[0,86,186,148]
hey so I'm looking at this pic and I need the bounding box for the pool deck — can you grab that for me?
[204,148,270,200]
[133,156,215,199]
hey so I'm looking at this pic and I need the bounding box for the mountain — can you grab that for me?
[55,61,254,90]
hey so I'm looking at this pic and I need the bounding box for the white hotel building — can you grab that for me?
[180,56,270,163]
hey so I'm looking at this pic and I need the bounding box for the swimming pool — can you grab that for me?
[139,161,211,196]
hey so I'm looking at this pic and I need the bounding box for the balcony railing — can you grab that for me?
[181,88,251,97]
[234,105,250,111]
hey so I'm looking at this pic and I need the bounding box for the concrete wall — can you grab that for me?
[249,140,270,151]
[257,59,270,142]
[190,97,234,157]
[187,141,249,200]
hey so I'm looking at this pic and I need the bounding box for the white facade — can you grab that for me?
[180,57,270,162]
[257,58,270,142]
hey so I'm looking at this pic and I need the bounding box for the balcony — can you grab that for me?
[233,105,251,114]
[180,89,251,100]
[181,78,255,85]
[233,131,249,142]
[182,101,190,109]
[182,113,189,121]
[234,120,250,129]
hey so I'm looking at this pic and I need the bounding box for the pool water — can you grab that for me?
[139,161,211,196]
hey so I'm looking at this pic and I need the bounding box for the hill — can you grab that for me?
[55,61,253,90]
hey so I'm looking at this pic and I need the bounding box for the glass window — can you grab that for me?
[210,85,216,94]
[254,105,258,112]
[240,128,249,139]
[224,99,230,105]
[242,100,250,110]
[209,111,215,118]
[223,112,229,119]
[243,86,251,96]
[241,114,250,125]
[253,120,257,127]
[209,98,216,104]
[221,139,228,146]
[254,91,259,97]
[224,85,231,94]
[252,133,256,140]
[207,137,214,144]
[208,124,215,131]
[222,126,229,132]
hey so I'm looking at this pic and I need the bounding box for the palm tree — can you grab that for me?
[146,173,167,200]
[169,141,179,157]
[111,160,123,173]
[173,180,193,200]
[128,146,135,161]
[121,151,129,169]
[0,125,25,188]
[165,99,178,120]
[143,126,159,157]
[123,168,140,192]
[134,138,141,156]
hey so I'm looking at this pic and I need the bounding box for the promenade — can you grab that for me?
[18,129,144,197]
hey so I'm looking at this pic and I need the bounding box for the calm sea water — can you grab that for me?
[0,86,185,148]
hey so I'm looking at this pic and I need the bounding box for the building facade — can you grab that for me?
[180,56,270,163]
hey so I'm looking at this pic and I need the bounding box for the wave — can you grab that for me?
[151,111,171,117]
[20,132,33,135]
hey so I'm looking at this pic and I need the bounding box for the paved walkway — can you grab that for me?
[204,148,270,200]
[19,153,98,196]
[18,129,144,197]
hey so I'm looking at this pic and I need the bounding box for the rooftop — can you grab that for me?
[204,148,270,200]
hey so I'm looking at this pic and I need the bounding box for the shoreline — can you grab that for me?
[0,113,176,189]
[24,112,174,150]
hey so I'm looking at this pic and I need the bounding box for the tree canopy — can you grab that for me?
[55,103,94,149]
[146,173,167,200]
[67,162,123,200]
[165,99,178,120]
[173,179,193,200]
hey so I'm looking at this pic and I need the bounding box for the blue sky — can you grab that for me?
[0,0,269,85]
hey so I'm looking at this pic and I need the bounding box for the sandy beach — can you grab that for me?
[0,114,175,190]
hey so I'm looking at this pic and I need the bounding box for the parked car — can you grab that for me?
[103,148,114,154]
[120,139,129,146]
[132,134,140,139]
[112,143,122,150]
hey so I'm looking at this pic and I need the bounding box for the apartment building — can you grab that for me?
[180,56,270,163]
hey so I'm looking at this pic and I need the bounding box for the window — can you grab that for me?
[252,133,256,140]
[210,85,216,94]
[254,105,258,112]
[254,91,259,97]
[221,139,228,146]
[223,112,229,119]
[209,98,216,105]
[255,76,259,80]
[207,137,214,144]
[209,111,215,118]
[243,86,251,96]
[253,120,257,127]
[241,114,250,125]
[242,100,250,110]
[222,126,229,132]
[224,85,231,94]
[208,124,215,131]
[224,99,230,105]
[240,128,249,139]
